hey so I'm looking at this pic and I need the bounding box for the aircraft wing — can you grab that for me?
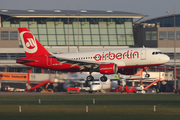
[50,55,113,69]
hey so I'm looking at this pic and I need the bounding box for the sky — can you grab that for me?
[0,0,180,20]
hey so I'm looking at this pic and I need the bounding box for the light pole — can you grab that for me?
[68,5,70,53]
[77,5,79,52]
[174,6,176,89]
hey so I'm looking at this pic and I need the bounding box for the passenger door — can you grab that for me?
[141,49,146,60]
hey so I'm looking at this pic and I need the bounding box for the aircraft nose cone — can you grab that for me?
[165,55,170,63]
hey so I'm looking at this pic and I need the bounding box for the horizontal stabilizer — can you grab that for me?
[16,59,36,63]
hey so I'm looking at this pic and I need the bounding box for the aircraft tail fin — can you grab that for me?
[18,27,50,58]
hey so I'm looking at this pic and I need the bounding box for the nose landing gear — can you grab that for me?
[145,73,150,78]
[144,67,150,78]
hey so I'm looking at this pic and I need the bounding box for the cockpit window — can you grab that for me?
[152,51,163,55]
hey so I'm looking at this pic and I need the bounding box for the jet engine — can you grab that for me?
[99,63,118,74]
[118,68,138,75]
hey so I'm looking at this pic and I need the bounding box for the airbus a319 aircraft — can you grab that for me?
[17,27,170,81]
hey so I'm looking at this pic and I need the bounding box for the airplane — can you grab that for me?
[90,75,124,93]
[17,27,170,81]
[90,79,112,93]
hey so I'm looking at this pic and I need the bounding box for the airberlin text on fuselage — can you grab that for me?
[94,50,139,61]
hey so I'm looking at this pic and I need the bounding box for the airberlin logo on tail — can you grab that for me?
[20,31,37,53]
[94,50,139,61]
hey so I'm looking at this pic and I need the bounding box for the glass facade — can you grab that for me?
[144,15,180,27]
[1,17,134,46]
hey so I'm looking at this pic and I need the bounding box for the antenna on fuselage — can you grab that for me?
[143,45,145,48]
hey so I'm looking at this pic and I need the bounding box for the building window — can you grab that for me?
[168,31,174,40]
[146,31,157,41]
[145,31,151,40]
[10,31,18,40]
[152,31,157,40]
[176,31,180,40]
[0,53,26,60]
[159,31,166,40]
[1,31,9,40]
[0,53,7,59]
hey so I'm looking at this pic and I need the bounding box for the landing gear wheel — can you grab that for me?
[100,76,107,82]
[86,75,94,81]
[145,74,150,78]
[144,67,150,78]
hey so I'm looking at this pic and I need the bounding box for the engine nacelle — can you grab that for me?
[118,68,138,75]
[99,63,118,74]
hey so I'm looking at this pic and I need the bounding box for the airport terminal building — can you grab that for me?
[0,9,146,72]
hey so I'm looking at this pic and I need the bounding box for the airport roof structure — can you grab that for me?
[0,9,147,18]
[141,14,178,23]
[140,14,180,27]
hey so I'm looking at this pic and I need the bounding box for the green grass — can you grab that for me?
[0,94,180,120]
[0,105,180,120]
[1,99,180,106]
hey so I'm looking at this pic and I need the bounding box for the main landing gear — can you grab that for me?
[86,75,94,81]
[100,75,107,82]
[86,74,107,82]
[86,65,108,82]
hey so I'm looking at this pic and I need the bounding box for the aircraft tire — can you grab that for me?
[100,76,107,82]
[86,75,94,81]
[145,74,150,78]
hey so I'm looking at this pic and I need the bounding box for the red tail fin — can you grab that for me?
[18,27,50,58]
